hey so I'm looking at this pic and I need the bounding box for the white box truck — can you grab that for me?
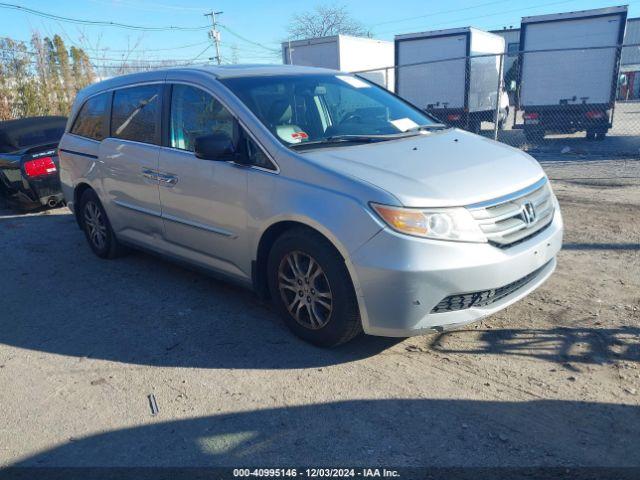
[395,27,507,132]
[282,35,395,91]
[518,6,627,141]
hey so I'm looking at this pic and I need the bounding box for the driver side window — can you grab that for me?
[170,84,235,152]
[170,83,276,170]
[323,81,385,125]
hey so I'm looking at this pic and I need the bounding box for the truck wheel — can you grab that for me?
[267,227,362,347]
[498,108,509,130]
[79,189,128,259]
[524,127,544,143]
[586,131,597,141]
[469,121,481,134]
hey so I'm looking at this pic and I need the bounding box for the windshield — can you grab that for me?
[219,74,437,148]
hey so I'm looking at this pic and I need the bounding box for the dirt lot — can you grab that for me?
[0,157,638,468]
[486,102,640,157]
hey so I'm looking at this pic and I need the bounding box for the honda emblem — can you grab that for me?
[521,201,536,225]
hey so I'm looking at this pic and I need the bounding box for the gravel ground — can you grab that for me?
[0,157,638,468]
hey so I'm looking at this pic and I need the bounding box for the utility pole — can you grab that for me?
[204,10,223,65]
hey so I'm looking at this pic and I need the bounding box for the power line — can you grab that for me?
[0,40,278,62]
[371,0,512,27]
[375,0,588,35]
[0,45,219,63]
[0,2,210,31]
[218,24,280,53]
[189,44,212,63]
[83,40,211,54]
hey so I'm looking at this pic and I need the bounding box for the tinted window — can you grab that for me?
[111,85,161,144]
[169,84,235,152]
[71,94,109,141]
[244,136,275,170]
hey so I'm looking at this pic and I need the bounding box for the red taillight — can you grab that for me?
[447,114,461,121]
[585,110,605,119]
[24,156,57,177]
[523,112,539,120]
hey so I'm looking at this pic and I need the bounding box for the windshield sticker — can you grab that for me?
[391,118,419,132]
[336,75,371,89]
[291,131,308,141]
[276,128,308,144]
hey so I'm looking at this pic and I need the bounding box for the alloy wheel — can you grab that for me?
[83,201,107,251]
[277,251,333,330]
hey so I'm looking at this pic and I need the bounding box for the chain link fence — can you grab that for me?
[354,44,640,158]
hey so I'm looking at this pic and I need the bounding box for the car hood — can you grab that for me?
[299,129,545,207]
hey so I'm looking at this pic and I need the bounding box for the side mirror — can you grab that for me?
[194,133,235,161]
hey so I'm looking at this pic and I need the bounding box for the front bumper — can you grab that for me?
[349,209,563,337]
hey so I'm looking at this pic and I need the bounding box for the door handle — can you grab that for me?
[141,168,157,181]
[157,172,178,186]
[141,168,178,186]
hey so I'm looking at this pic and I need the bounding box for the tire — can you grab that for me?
[267,227,362,347]
[79,189,127,259]
[498,108,509,130]
[586,131,597,141]
[468,120,481,134]
[524,127,544,144]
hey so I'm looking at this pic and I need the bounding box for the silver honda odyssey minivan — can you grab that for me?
[58,65,563,347]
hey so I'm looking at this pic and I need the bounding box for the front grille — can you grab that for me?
[467,179,555,248]
[430,261,551,313]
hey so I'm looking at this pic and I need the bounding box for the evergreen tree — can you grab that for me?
[53,35,73,113]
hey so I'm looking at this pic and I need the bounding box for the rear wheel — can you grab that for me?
[468,120,481,134]
[586,130,597,141]
[267,228,362,347]
[79,189,127,259]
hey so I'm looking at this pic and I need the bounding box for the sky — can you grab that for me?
[1,0,638,65]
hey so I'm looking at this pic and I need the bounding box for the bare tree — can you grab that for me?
[0,38,40,119]
[287,4,368,40]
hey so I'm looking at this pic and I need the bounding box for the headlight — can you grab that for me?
[370,203,487,242]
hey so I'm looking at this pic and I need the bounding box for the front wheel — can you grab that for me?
[267,228,362,347]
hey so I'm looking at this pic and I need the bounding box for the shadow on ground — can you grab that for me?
[428,327,640,366]
[8,399,640,468]
[479,128,640,158]
[0,210,399,369]
[1,210,638,370]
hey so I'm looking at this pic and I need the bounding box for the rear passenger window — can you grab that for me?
[111,85,161,145]
[170,84,235,152]
[71,93,110,141]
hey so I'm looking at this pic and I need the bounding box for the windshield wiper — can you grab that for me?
[290,132,421,149]
[406,123,449,132]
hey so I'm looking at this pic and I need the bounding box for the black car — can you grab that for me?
[0,116,67,210]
